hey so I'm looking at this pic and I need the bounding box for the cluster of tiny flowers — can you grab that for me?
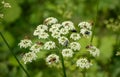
[18,39,32,48]
[22,51,37,64]
[62,49,73,57]
[86,45,100,57]
[46,54,59,65]
[78,22,92,38]
[0,1,11,19]
[76,58,92,69]
[1,1,11,8]
[18,17,100,69]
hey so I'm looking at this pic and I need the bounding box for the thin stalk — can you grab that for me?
[47,38,67,77]
[0,32,30,77]
[90,0,99,44]
[60,53,67,77]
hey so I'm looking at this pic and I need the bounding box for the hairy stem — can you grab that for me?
[0,32,30,77]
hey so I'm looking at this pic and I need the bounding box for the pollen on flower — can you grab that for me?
[38,32,49,39]
[60,28,69,35]
[62,49,74,57]
[76,58,92,69]
[46,54,59,65]
[22,51,37,64]
[18,39,32,48]
[44,41,56,50]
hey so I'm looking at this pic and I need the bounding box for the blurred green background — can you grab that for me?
[0,0,120,77]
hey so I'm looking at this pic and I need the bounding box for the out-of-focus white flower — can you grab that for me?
[80,28,92,38]
[46,54,59,64]
[30,43,43,53]
[86,45,100,57]
[44,41,56,50]
[51,31,61,38]
[76,58,92,69]
[44,17,58,25]
[60,28,69,35]
[78,22,92,30]
[51,24,62,28]
[22,51,37,64]
[36,25,48,31]
[2,1,11,8]
[0,14,4,18]
[69,42,81,51]
[18,39,32,48]
[38,32,49,39]
[62,21,75,30]
[62,49,74,57]
[49,27,59,33]
[70,33,81,40]
[58,36,69,45]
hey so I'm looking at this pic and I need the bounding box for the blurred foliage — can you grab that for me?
[0,0,120,77]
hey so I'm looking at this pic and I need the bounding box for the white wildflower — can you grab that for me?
[80,28,92,38]
[76,58,92,69]
[30,44,42,53]
[44,41,56,50]
[38,32,49,39]
[2,1,11,8]
[46,54,59,64]
[51,24,62,28]
[70,33,81,40]
[33,29,44,36]
[58,36,69,45]
[18,39,32,48]
[62,21,75,30]
[69,42,81,51]
[78,22,92,30]
[62,49,74,57]
[22,51,37,64]
[44,17,58,25]
[49,27,59,33]
[60,28,69,35]
[87,45,100,57]
[36,25,48,31]
[51,31,61,38]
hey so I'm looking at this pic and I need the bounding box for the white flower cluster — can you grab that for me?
[86,45,100,57]
[33,25,49,39]
[22,51,37,64]
[18,39,32,48]
[78,22,92,38]
[76,58,92,69]
[1,1,11,8]
[18,17,100,69]
[46,54,59,65]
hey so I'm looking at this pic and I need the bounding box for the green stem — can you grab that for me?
[90,0,99,44]
[82,70,86,77]
[60,53,67,77]
[0,32,30,77]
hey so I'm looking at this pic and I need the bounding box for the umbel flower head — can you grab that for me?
[46,54,59,65]
[18,17,100,69]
